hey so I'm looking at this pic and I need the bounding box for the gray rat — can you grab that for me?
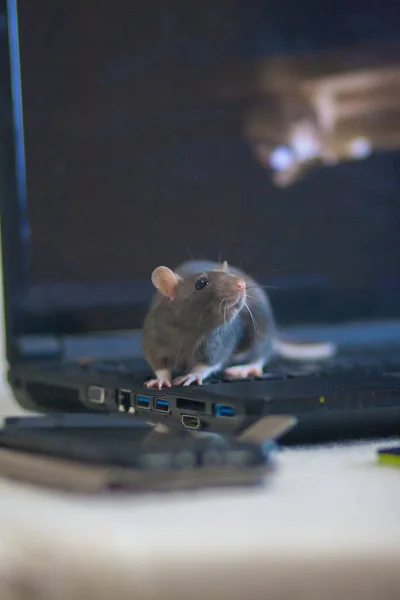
[142,260,336,389]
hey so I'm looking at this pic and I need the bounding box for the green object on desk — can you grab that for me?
[377,447,400,468]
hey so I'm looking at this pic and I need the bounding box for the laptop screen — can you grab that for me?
[6,0,400,334]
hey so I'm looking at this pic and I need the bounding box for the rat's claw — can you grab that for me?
[224,363,263,379]
[172,374,203,387]
[145,378,171,390]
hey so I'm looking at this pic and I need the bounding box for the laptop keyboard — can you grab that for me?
[72,350,400,386]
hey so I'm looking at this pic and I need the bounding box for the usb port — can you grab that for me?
[136,396,150,410]
[154,398,169,413]
[118,390,132,412]
[214,403,235,417]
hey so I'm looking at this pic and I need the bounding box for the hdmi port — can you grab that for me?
[181,414,200,430]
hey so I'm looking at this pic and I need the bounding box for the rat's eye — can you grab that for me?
[195,276,209,291]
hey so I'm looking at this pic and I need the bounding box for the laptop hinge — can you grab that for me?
[16,335,64,360]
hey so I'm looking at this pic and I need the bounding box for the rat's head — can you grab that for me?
[150,261,246,329]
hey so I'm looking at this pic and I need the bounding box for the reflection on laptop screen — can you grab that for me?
[14,0,400,328]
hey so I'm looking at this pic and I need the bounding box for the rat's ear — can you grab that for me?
[151,266,181,300]
[214,261,228,272]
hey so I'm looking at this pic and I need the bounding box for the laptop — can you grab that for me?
[1,0,400,445]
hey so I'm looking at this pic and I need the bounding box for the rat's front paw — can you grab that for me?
[145,369,171,390]
[172,364,218,387]
[172,373,204,387]
[145,377,171,390]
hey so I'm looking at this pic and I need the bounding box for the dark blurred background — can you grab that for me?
[3,0,400,330]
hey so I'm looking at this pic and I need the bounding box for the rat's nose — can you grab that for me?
[235,279,245,291]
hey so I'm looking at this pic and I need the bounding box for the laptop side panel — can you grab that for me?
[9,359,400,444]
[0,0,28,364]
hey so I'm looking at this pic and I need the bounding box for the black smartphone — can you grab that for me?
[0,416,272,493]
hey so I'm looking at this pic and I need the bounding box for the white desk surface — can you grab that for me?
[0,383,399,600]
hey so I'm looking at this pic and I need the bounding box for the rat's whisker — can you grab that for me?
[218,297,226,324]
[184,243,195,261]
[223,299,228,329]
[224,298,234,330]
[251,265,298,278]
[218,297,226,318]
[244,301,259,334]
[247,284,284,291]
[198,299,213,332]
[245,295,265,306]
[236,311,247,327]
